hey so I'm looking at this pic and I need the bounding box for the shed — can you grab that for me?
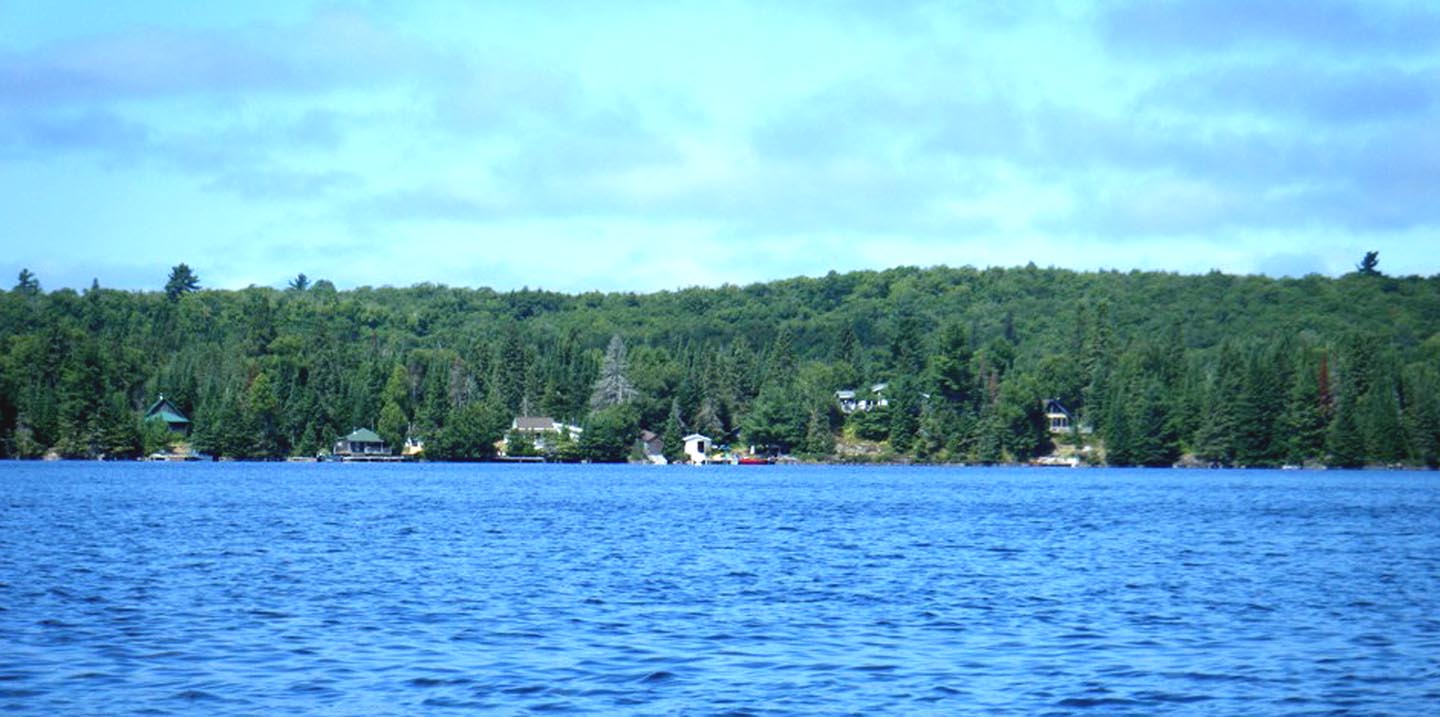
[682,433,712,464]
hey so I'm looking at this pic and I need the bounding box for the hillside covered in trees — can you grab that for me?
[3,262,1439,467]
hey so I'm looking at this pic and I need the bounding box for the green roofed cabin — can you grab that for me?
[334,428,389,457]
[144,396,191,435]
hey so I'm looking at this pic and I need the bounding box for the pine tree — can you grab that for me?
[1401,364,1440,467]
[591,335,639,409]
[662,398,685,463]
[14,269,40,297]
[1327,397,1366,468]
[1360,384,1406,464]
[1193,342,1244,465]
[164,264,200,301]
[929,321,973,405]
[1280,351,1330,465]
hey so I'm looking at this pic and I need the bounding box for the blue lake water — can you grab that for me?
[1,462,1438,715]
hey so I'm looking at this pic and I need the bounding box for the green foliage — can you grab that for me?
[427,401,507,461]
[662,399,685,463]
[164,263,201,301]
[742,383,807,453]
[2,264,1439,466]
[14,269,40,297]
[590,334,639,410]
[579,404,639,462]
[1357,251,1381,277]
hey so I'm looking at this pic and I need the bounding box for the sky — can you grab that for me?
[3,0,1439,293]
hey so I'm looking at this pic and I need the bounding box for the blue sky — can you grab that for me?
[3,1,1438,293]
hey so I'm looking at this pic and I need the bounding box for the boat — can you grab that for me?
[737,456,774,465]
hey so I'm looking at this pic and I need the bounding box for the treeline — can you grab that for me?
[1,262,1438,467]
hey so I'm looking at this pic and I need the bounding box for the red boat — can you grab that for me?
[737,456,773,465]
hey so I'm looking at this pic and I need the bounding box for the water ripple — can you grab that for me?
[2,462,1439,714]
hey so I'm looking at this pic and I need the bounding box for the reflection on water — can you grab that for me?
[2,462,1438,715]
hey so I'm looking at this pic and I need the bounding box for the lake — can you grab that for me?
[1,462,1437,715]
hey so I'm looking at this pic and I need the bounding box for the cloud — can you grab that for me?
[205,167,360,201]
[1146,62,1440,124]
[1101,0,1440,57]
[0,8,434,108]
[0,107,150,157]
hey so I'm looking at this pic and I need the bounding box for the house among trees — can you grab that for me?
[683,433,712,464]
[143,396,191,435]
[1043,399,1083,433]
[639,430,666,464]
[334,428,389,457]
[835,383,890,413]
[509,416,582,452]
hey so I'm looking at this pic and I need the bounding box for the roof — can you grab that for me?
[835,390,857,400]
[513,416,557,431]
[639,430,659,442]
[342,428,384,443]
[682,433,712,442]
[143,397,190,424]
[1044,399,1073,416]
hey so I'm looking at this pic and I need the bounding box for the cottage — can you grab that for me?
[509,416,582,452]
[1043,399,1075,433]
[143,396,191,435]
[639,430,667,465]
[682,433,712,464]
[835,383,890,413]
[334,428,389,456]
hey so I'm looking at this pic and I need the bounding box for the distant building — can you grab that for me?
[143,396,191,435]
[836,383,890,413]
[1043,399,1081,433]
[508,416,582,453]
[334,428,389,456]
[639,430,667,465]
[683,434,712,464]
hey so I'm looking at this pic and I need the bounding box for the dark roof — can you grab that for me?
[144,397,190,424]
[514,416,557,431]
[1044,399,1073,417]
[342,428,384,443]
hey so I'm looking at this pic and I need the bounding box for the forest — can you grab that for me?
[2,258,1439,468]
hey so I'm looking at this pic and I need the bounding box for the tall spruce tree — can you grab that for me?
[591,335,639,410]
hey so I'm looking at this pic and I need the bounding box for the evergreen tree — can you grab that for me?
[498,324,528,413]
[1401,364,1440,468]
[1360,384,1407,464]
[164,263,201,301]
[833,324,863,388]
[14,269,40,297]
[590,335,639,409]
[662,399,685,463]
[1280,351,1330,464]
[1192,342,1244,465]
[244,370,282,456]
[1327,395,1366,468]
[1356,251,1381,276]
[1234,345,1286,466]
[929,321,973,405]
[742,383,807,453]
